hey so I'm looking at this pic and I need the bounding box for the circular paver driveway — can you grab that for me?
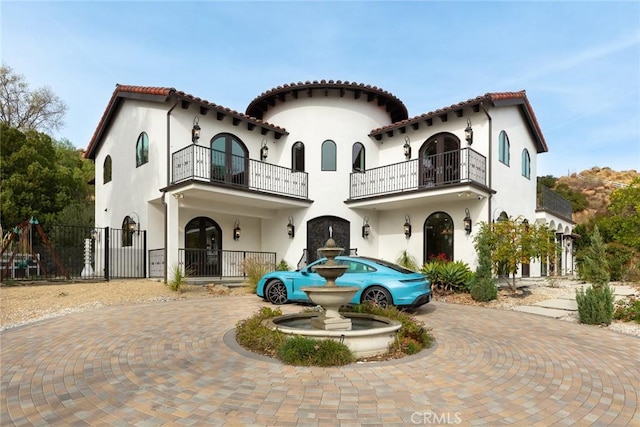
[1,295,639,426]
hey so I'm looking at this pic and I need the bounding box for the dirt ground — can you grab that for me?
[0,279,250,330]
[1,278,639,336]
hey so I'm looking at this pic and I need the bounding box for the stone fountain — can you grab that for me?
[301,236,359,331]
[266,232,402,359]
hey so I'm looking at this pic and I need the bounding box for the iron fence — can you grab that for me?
[1,225,146,281]
[177,248,276,278]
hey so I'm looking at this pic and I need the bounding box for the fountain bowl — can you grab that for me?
[266,312,402,358]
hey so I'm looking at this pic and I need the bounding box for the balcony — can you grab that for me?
[537,186,573,221]
[172,145,308,199]
[349,147,486,200]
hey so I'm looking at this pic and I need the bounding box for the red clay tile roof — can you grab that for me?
[85,84,288,159]
[246,80,409,123]
[370,90,548,153]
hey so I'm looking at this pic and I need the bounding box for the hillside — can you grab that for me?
[554,167,639,223]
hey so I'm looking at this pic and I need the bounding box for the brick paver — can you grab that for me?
[1,296,639,426]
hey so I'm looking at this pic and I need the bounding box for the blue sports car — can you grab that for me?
[257,256,431,308]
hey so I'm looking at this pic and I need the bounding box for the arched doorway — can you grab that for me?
[420,133,460,186]
[185,216,222,276]
[424,212,454,263]
[210,133,249,186]
[307,216,350,263]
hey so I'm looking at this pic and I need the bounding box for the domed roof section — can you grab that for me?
[246,80,409,123]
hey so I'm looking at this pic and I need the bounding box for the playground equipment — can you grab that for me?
[0,217,69,280]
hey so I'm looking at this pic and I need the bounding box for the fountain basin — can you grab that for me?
[266,312,402,359]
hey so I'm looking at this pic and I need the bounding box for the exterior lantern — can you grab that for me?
[403,215,412,238]
[465,118,473,145]
[233,220,241,241]
[403,136,411,160]
[261,138,269,161]
[464,208,472,234]
[192,116,201,144]
[127,213,140,234]
[287,216,295,238]
[362,216,370,239]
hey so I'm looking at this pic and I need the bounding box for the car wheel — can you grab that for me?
[265,280,288,305]
[361,286,392,308]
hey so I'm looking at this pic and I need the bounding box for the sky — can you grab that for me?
[2,0,639,178]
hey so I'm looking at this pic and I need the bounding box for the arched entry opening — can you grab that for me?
[420,133,460,187]
[424,212,454,263]
[307,216,350,263]
[185,216,222,276]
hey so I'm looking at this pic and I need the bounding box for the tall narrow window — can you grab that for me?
[521,149,531,179]
[352,142,365,172]
[321,140,336,171]
[292,141,305,172]
[499,131,510,166]
[136,132,149,167]
[103,155,112,183]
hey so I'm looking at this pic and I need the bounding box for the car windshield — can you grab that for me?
[356,256,417,274]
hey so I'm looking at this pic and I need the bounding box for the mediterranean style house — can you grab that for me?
[85,80,575,281]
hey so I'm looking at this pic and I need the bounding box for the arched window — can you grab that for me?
[292,141,305,172]
[424,212,454,263]
[122,216,135,247]
[352,142,365,172]
[321,140,336,171]
[419,133,460,186]
[499,131,510,166]
[521,149,531,179]
[103,155,112,184]
[210,133,248,185]
[136,132,149,167]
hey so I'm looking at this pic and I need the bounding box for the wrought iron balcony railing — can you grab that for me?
[350,147,486,199]
[171,145,308,199]
[537,186,573,220]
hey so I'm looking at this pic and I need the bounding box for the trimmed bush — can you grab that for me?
[470,276,498,302]
[575,284,615,325]
[277,336,354,366]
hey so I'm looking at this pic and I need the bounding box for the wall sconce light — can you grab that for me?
[464,208,472,234]
[287,216,295,238]
[403,136,411,160]
[233,220,241,241]
[192,116,201,144]
[127,212,140,234]
[403,215,412,238]
[260,138,269,161]
[465,118,473,145]
[362,216,370,239]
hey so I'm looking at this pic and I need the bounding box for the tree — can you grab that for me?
[577,225,610,287]
[606,177,640,251]
[0,64,67,133]
[0,124,93,230]
[483,217,558,292]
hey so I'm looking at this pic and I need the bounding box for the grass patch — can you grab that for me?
[278,336,354,366]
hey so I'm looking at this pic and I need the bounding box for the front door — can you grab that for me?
[420,133,460,186]
[185,217,222,276]
[307,216,350,263]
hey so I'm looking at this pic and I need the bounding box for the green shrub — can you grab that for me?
[613,297,640,323]
[344,303,434,352]
[235,307,286,357]
[421,260,472,293]
[605,243,634,281]
[624,266,640,282]
[470,276,498,302]
[575,284,615,325]
[395,250,419,271]
[167,264,189,293]
[577,226,610,287]
[275,259,291,271]
[277,336,354,366]
[242,258,274,293]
